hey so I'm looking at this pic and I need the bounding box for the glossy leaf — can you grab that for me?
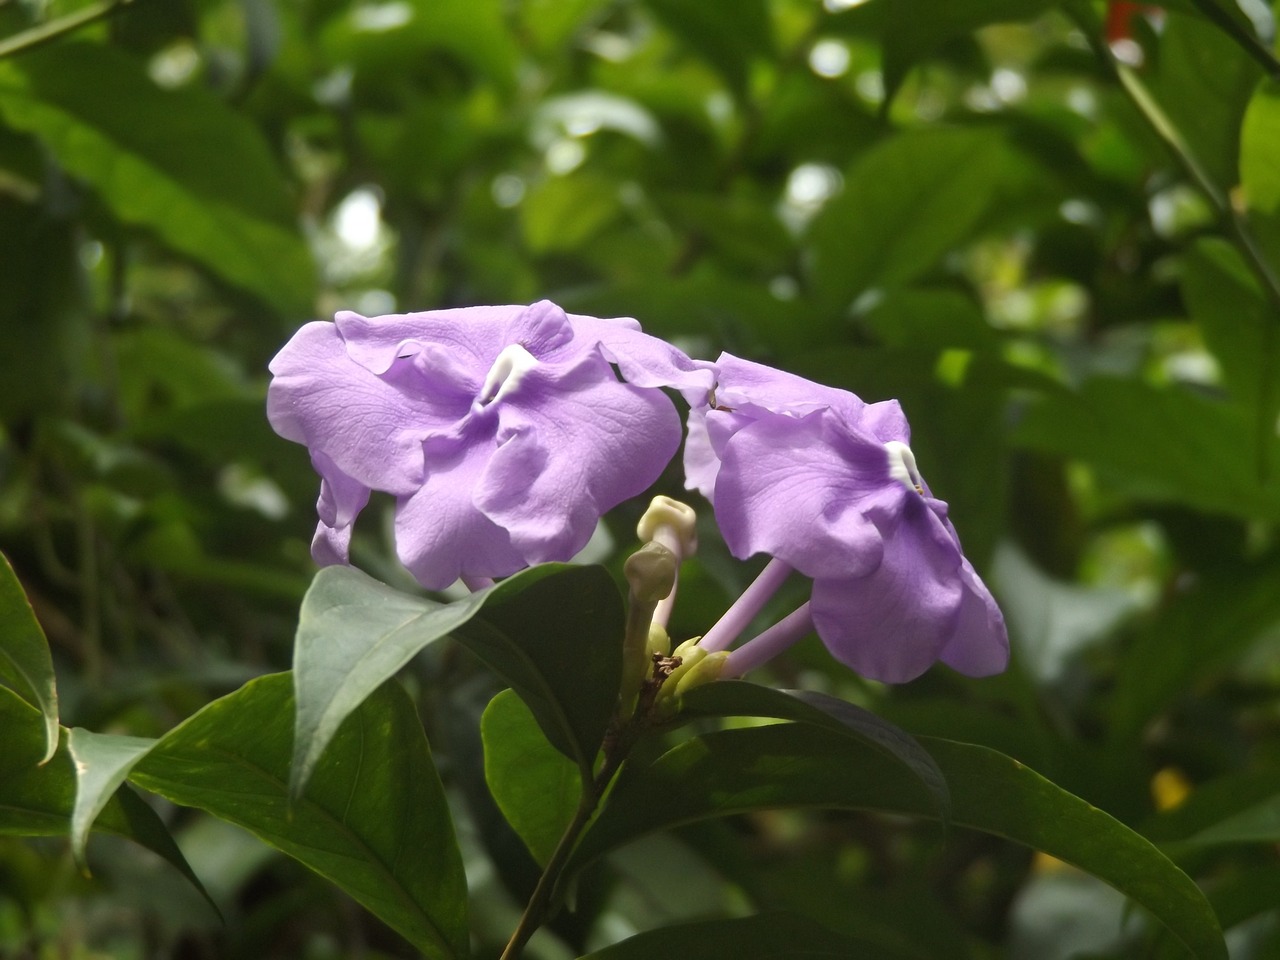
[581,912,919,959]
[808,128,1009,312]
[452,564,625,775]
[0,551,58,763]
[129,674,469,960]
[0,43,314,314]
[675,681,949,821]
[481,688,580,865]
[0,687,209,907]
[569,726,1226,960]
[67,728,156,867]
[291,563,622,798]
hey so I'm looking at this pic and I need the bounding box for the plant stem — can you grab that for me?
[499,743,629,960]
[0,0,136,60]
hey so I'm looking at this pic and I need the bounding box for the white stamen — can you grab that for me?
[474,343,539,411]
[885,440,925,494]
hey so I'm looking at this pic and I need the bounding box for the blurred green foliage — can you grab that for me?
[1,0,1280,957]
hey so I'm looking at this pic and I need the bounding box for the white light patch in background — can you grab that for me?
[334,187,383,252]
[352,1,412,32]
[809,39,851,79]
[779,163,843,233]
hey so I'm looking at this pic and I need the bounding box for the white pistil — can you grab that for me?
[473,343,539,413]
[885,440,925,495]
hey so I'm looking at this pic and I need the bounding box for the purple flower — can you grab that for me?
[268,300,712,590]
[687,353,1008,683]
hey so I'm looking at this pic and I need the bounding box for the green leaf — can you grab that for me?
[0,551,59,763]
[808,128,1009,312]
[858,287,998,351]
[291,563,622,799]
[481,689,580,865]
[641,0,773,93]
[675,682,950,822]
[1182,240,1276,413]
[1146,12,1263,191]
[1172,792,1280,851]
[580,912,919,959]
[67,728,156,868]
[570,726,1227,960]
[0,43,314,314]
[879,0,1056,107]
[0,687,210,909]
[129,674,469,960]
[1012,377,1280,522]
[453,564,625,775]
[1240,77,1280,279]
[521,174,623,254]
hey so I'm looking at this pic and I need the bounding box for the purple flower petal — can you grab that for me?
[809,501,965,683]
[269,300,698,590]
[713,411,887,579]
[938,557,1010,676]
[268,321,449,494]
[476,356,681,560]
[309,449,372,566]
[393,440,526,590]
[568,312,715,402]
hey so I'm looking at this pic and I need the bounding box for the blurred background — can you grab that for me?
[2,0,1279,956]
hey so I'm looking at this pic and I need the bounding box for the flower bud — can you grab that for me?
[636,496,698,558]
[645,622,671,659]
[624,541,677,605]
[674,650,729,697]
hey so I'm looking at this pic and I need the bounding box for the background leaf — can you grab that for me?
[0,551,59,762]
[130,673,469,960]
[581,912,924,959]
[0,43,314,314]
[808,127,1010,312]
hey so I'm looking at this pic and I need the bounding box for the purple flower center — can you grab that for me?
[884,440,925,495]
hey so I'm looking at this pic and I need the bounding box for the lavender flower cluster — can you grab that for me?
[268,300,1007,684]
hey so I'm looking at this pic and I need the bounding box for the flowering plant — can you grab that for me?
[8,303,1222,960]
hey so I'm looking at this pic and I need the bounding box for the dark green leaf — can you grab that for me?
[859,288,998,351]
[1012,377,1280,521]
[452,564,625,775]
[0,43,314,314]
[808,128,1010,312]
[641,0,772,93]
[570,727,1226,960]
[130,674,469,960]
[1146,12,1263,191]
[581,912,919,959]
[0,687,210,910]
[481,688,580,865]
[675,681,949,821]
[880,0,1056,107]
[1240,78,1280,284]
[0,551,59,763]
[291,563,622,799]
[1110,563,1280,740]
